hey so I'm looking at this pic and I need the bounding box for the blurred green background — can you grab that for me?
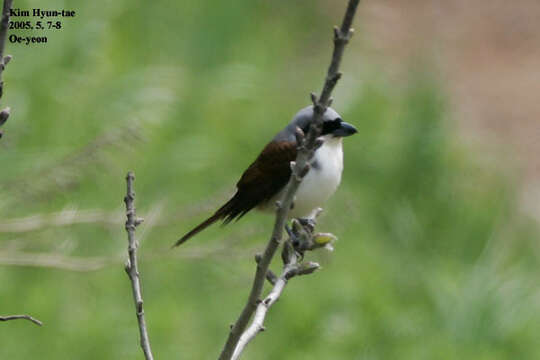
[1,0,539,359]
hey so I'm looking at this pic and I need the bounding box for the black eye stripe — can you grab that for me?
[322,118,342,135]
[301,118,342,136]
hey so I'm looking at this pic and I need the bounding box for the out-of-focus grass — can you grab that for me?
[0,1,539,359]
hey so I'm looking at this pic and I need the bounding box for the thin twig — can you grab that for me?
[0,0,13,139]
[0,314,43,326]
[123,172,154,360]
[232,264,297,360]
[218,1,359,359]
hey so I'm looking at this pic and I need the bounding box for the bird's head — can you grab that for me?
[288,105,357,140]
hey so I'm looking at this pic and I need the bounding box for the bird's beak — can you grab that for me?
[333,121,358,137]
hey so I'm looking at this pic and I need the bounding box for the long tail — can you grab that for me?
[173,212,222,247]
[173,194,245,247]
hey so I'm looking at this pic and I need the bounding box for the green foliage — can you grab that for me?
[1,0,538,359]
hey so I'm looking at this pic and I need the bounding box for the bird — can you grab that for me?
[174,105,357,247]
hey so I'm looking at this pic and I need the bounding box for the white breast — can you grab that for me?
[262,136,344,218]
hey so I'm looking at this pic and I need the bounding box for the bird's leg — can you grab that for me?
[297,217,316,233]
[284,224,297,247]
[284,207,325,261]
[297,207,323,234]
[284,223,305,261]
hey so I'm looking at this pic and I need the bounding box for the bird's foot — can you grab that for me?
[297,217,316,233]
[283,227,305,263]
[285,220,311,255]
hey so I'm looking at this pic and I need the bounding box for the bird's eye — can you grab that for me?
[331,118,342,129]
[321,118,342,135]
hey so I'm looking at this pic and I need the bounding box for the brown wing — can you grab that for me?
[227,140,297,221]
[174,140,296,246]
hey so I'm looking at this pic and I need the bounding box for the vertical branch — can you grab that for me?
[231,220,325,360]
[124,172,154,360]
[0,0,12,139]
[0,0,38,326]
[218,1,360,359]
[309,0,360,141]
[0,0,12,62]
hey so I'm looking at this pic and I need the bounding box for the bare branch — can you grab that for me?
[0,314,42,326]
[309,0,360,143]
[218,1,360,359]
[231,220,326,359]
[231,264,296,360]
[123,172,154,360]
[0,1,40,328]
[0,0,13,139]
[254,254,278,285]
[0,0,11,63]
